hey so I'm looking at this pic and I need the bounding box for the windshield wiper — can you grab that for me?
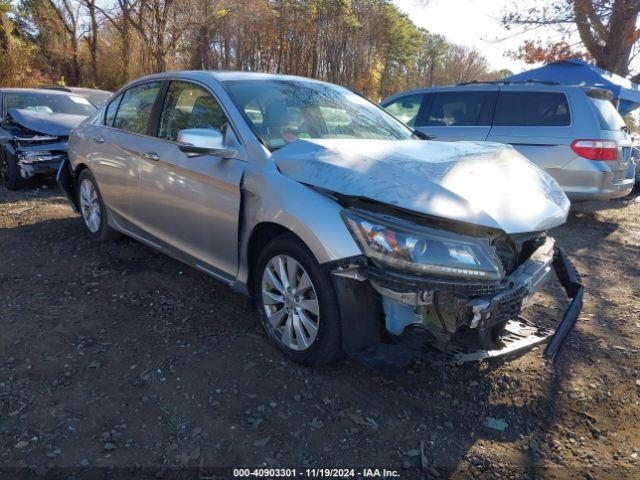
[412,129,433,140]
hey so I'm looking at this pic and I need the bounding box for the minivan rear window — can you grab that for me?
[586,92,626,131]
[493,91,570,127]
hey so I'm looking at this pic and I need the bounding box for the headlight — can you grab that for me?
[342,210,504,281]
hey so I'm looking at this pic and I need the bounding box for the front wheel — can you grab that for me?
[253,234,342,366]
[77,169,120,241]
[1,148,27,190]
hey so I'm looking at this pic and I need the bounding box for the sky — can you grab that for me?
[392,0,559,74]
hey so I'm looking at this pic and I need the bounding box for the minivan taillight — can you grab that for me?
[570,139,618,161]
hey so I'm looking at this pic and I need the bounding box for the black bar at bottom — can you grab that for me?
[56,158,79,213]
[543,247,584,361]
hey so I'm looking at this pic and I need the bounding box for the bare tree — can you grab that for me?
[95,0,136,83]
[503,0,640,80]
[47,0,82,84]
[81,0,99,85]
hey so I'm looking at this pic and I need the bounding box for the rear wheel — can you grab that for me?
[253,234,342,366]
[0,148,26,190]
[77,169,120,241]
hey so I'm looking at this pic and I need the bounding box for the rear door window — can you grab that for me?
[493,91,570,126]
[382,94,425,126]
[112,82,162,135]
[586,92,626,131]
[424,91,496,127]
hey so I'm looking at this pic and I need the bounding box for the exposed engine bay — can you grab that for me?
[329,198,583,367]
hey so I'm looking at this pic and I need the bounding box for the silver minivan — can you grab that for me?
[381,83,635,201]
[58,71,583,367]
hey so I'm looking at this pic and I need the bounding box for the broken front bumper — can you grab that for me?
[14,139,68,179]
[333,238,584,366]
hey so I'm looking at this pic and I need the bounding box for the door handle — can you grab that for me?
[93,136,105,144]
[143,152,160,162]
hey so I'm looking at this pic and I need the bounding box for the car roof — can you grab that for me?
[40,86,112,95]
[0,87,84,96]
[380,81,601,105]
[123,70,335,88]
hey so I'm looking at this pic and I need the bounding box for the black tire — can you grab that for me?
[253,234,342,366]
[1,148,27,191]
[76,169,120,242]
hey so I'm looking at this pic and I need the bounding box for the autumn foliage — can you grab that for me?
[2,0,507,98]
[507,40,592,64]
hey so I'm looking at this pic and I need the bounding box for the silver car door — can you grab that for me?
[86,82,163,229]
[136,80,246,278]
[415,90,497,141]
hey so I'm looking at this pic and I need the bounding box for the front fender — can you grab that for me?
[236,162,361,288]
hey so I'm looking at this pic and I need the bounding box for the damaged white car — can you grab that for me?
[59,72,583,367]
[0,89,97,190]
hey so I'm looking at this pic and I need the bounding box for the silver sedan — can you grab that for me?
[59,71,583,367]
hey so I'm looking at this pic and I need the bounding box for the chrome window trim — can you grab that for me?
[101,77,245,149]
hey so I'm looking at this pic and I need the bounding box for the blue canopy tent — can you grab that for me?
[504,59,640,115]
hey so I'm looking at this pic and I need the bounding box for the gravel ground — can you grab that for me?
[1,183,639,480]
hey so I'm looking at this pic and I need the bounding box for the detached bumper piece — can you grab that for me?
[414,316,556,365]
[56,157,79,212]
[334,240,583,368]
[543,247,584,361]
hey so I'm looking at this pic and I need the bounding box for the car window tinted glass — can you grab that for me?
[105,95,122,126]
[159,81,228,142]
[224,80,412,150]
[383,94,424,126]
[493,91,570,126]
[425,91,494,127]
[586,93,625,131]
[4,92,96,116]
[113,82,161,135]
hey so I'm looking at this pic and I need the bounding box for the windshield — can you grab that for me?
[4,92,97,117]
[587,92,626,131]
[224,79,413,149]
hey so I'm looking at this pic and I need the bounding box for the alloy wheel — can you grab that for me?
[79,178,101,233]
[260,255,320,351]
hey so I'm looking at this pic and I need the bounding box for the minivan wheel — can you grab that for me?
[77,169,120,241]
[254,234,342,366]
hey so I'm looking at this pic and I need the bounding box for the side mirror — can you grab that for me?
[177,128,239,159]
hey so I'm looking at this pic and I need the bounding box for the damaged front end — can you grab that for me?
[331,206,583,367]
[13,137,68,180]
[1,116,69,180]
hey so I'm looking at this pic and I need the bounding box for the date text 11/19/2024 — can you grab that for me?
[232,468,401,478]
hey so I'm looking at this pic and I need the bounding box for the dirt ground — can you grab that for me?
[1,181,639,480]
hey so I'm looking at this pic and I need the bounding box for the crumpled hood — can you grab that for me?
[7,108,88,137]
[271,139,570,234]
